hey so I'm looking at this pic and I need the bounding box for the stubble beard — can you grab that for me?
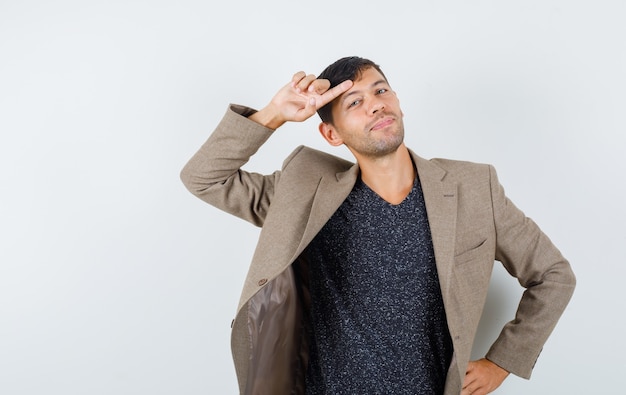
[355,120,405,159]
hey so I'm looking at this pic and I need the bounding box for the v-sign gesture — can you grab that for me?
[250,71,353,130]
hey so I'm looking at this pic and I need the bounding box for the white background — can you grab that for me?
[1,1,624,394]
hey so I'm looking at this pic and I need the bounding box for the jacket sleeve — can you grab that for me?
[180,104,280,227]
[484,165,576,379]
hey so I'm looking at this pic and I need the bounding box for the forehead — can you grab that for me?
[351,67,387,88]
[333,67,388,106]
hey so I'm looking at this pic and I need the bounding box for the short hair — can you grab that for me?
[317,56,388,124]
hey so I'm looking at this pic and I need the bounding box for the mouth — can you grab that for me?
[370,117,394,131]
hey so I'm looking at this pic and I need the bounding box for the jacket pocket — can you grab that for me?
[454,239,488,266]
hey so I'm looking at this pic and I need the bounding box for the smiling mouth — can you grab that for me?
[370,117,394,131]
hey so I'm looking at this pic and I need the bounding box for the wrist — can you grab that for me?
[248,104,284,130]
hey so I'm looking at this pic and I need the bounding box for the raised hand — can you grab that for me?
[250,71,353,130]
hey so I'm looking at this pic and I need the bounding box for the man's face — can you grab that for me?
[323,67,405,160]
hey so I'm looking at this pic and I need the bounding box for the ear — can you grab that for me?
[318,122,344,147]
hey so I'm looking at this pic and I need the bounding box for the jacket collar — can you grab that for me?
[296,149,458,301]
[411,151,458,300]
[293,162,359,258]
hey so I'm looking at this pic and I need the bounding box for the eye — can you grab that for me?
[348,99,361,108]
[376,88,388,94]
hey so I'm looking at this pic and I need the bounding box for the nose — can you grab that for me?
[370,98,385,115]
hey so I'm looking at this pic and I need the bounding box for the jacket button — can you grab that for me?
[258,278,268,286]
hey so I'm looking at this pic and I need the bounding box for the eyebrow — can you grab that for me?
[340,79,388,105]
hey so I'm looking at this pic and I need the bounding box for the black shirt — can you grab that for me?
[303,176,453,395]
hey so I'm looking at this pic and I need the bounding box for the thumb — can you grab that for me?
[305,96,318,113]
[294,96,318,122]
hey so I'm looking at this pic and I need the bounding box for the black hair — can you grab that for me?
[317,56,387,124]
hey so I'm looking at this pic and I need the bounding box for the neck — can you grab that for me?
[356,144,416,205]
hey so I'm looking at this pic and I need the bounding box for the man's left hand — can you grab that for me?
[461,358,509,395]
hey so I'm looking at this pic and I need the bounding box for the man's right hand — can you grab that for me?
[249,71,353,130]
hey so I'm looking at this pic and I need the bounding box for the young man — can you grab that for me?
[181,56,575,395]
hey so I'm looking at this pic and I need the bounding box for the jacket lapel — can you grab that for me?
[253,149,458,303]
[293,163,359,259]
[412,152,458,302]
[294,151,459,300]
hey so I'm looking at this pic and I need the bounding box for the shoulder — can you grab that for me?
[414,151,494,182]
[413,154,501,198]
[283,145,355,174]
[431,157,492,177]
[425,157,507,202]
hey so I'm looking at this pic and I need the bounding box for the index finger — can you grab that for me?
[316,80,353,108]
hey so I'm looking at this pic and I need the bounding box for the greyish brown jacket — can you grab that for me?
[181,105,576,395]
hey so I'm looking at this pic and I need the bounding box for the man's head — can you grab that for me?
[317,56,388,124]
[316,57,405,161]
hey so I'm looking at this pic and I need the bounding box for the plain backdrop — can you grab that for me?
[1,1,624,394]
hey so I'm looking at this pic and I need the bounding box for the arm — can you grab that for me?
[487,164,575,375]
[180,104,278,226]
[180,72,353,226]
[463,165,576,394]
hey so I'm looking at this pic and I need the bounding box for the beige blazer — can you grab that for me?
[181,105,576,395]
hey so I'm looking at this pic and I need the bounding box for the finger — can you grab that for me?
[294,73,317,92]
[292,96,318,122]
[462,368,478,391]
[466,386,487,395]
[317,79,353,107]
[290,71,307,87]
[307,78,331,95]
[460,387,471,395]
[304,96,318,115]
[462,383,480,395]
[462,376,477,390]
